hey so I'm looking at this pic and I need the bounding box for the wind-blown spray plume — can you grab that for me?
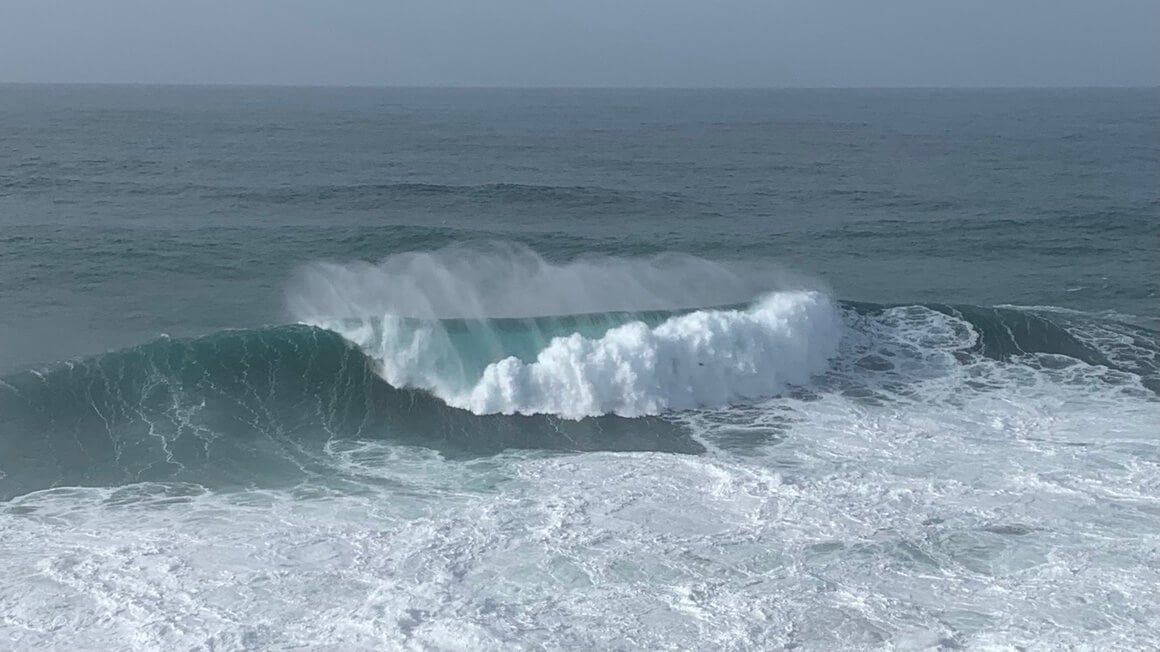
[289,244,842,418]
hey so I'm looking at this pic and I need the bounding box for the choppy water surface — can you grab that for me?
[1,86,1157,650]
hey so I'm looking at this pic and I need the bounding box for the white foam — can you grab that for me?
[316,291,843,419]
[4,302,1159,650]
[465,292,841,418]
[289,245,840,418]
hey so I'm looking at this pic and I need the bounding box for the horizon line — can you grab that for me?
[2,81,1157,92]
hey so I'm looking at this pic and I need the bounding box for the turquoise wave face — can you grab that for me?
[0,302,1155,501]
[0,323,704,501]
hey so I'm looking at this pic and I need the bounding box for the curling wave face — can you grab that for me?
[1,247,1157,502]
[310,292,842,419]
[291,245,841,418]
[0,297,1156,501]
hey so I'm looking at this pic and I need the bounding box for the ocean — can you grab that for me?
[0,85,1157,650]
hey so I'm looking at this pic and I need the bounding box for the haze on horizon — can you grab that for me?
[2,0,1157,88]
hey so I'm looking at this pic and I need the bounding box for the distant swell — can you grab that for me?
[3,178,670,209]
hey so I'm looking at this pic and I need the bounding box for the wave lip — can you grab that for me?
[322,291,843,419]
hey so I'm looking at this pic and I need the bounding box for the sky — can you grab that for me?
[1,0,1157,88]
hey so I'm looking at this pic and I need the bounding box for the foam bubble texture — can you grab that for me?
[321,292,842,419]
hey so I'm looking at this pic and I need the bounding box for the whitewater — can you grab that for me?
[315,298,840,419]
[3,247,1158,649]
[2,86,1158,651]
[289,247,841,419]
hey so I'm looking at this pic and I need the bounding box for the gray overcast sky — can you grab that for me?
[1,0,1157,87]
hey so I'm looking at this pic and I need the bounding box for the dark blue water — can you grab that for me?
[1,85,1157,650]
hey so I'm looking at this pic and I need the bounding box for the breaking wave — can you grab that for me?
[290,244,840,418]
[1,246,1156,499]
[311,292,842,419]
[0,299,1154,500]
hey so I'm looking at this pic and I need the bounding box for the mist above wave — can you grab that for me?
[287,242,820,321]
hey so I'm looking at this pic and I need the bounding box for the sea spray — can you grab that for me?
[312,291,842,418]
[290,245,839,417]
[286,242,822,320]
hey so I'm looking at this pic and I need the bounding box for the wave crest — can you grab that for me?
[291,246,839,418]
[316,292,842,419]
